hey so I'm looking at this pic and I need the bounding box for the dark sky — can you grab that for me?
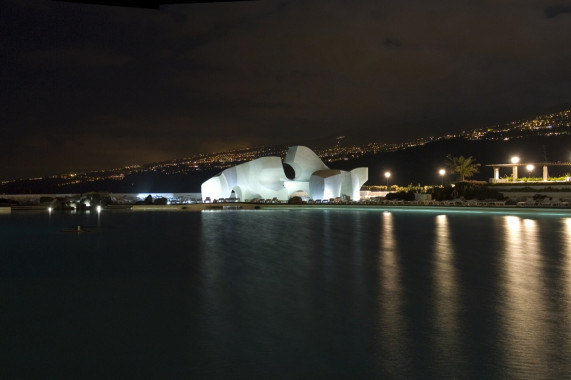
[1,0,571,180]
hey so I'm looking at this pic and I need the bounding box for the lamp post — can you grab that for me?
[511,156,520,182]
[526,164,534,181]
[384,171,391,188]
[439,169,446,186]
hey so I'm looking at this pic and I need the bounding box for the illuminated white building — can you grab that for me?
[201,146,368,202]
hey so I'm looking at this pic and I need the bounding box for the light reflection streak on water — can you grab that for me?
[565,219,571,279]
[562,219,571,353]
[198,212,233,350]
[377,211,408,372]
[564,219,571,277]
[501,216,546,376]
[432,214,461,374]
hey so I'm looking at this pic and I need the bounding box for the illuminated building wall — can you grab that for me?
[201,146,368,201]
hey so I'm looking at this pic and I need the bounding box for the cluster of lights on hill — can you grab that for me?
[319,109,571,158]
[2,109,570,188]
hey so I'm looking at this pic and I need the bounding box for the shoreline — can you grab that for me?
[133,202,571,214]
[3,202,571,215]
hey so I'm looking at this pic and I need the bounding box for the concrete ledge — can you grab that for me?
[131,203,262,211]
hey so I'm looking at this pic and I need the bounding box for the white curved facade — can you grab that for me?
[201,146,368,202]
[283,145,329,181]
[201,156,288,201]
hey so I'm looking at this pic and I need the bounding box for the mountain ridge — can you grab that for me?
[2,108,570,193]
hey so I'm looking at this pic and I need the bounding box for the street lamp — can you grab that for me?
[526,164,534,180]
[384,171,391,188]
[439,169,446,186]
[511,156,520,182]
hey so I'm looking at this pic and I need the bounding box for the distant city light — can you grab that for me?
[3,109,570,189]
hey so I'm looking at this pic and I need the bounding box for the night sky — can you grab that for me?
[2,0,571,180]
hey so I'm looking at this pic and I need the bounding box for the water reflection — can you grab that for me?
[381,212,398,291]
[431,214,461,375]
[501,216,547,376]
[196,210,571,377]
[350,212,364,267]
[320,210,334,284]
[563,219,571,268]
[561,219,571,359]
[377,211,409,372]
[564,219,571,290]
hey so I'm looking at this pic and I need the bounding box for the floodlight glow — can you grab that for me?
[439,169,445,176]
[48,207,52,212]
[385,171,391,178]
[201,146,368,202]
[511,156,520,164]
[96,205,101,213]
[526,164,534,171]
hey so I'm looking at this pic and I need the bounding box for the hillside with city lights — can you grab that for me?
[2,109,571,194]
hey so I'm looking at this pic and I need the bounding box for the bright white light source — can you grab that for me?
[439,169,446,176]
[96,205,101,213]
[526,164,534,172]
[384,171,391,178]
[511,156,520,164]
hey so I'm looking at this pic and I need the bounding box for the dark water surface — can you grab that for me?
[2,208,571,379]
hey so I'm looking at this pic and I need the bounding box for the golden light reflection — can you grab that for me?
[377,211,408,370]
[434,214,456,300]
[382,212,396,258]
[563,219,571,257]
[432,214,460,371]
[562,218,571,354]
[501,215,546,376]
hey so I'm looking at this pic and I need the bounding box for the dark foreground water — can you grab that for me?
[2,208,571,379]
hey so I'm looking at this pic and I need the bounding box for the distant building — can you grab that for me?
[201,146,368,202]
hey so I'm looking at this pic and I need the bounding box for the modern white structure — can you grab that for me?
[201,146,368,202]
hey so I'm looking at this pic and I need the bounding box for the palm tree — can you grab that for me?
[447,155,480,181]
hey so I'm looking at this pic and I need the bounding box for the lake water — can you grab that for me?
[2,207,571,378]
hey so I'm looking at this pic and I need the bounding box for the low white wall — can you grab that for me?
[498,191,571,201]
